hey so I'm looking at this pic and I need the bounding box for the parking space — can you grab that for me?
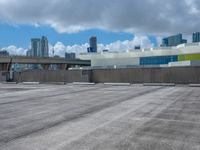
[0,83,200,150]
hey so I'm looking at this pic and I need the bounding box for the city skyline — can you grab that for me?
[0,32,197,56]
[0,27,158,56]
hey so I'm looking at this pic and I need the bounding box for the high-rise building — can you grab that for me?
[31,36,49,57]
[65,52,76,60]
[193,32,200,43]
[162,38,169,47]
[40,36,49,57]
[87,36,97,53]
[31,38,40,57]
[161,34,187,47]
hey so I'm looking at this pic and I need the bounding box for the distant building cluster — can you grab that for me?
[0,50,9,57]
[27,36,49,57]
[161,34,187,47]
[161,33,200,47]
[193,32,200,43]
[65,52,76,60]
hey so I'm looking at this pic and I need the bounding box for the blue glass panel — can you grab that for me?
[140,55,178,65]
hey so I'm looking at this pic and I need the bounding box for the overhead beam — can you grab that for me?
[0,56,91,66]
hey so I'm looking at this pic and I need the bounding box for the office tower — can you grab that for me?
[161,34,187,47]
[87,36,97,53]
[65,52,76,60]
[40,36,49,57]
[31,36,49,57]
[30,39,40,69]
[31,38,40,57]
[162,38,169,47]
[193,32,200,43]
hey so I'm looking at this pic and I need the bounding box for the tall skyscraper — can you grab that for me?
[87,36,97,53]
[31,38,40,57]
[161,34,187,47]
[31,36,49,57]
[40,36,49,57]
[193,32,200,43]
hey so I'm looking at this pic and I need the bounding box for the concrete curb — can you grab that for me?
[189,84,200,87]
[20,82,40,85]
[132,84,143,86]
[73,82,95,85]
[40,82,66,85]
[104,83,131,86]
[143,83,176,86]
[1,82,17,84]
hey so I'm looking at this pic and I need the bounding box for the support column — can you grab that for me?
[42,64,50,70]
[0,63,9,71]
[58,64,67,70]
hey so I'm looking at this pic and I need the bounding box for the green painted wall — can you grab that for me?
[178,54,200,61]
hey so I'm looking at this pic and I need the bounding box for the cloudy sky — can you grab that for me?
[0,0,199,56]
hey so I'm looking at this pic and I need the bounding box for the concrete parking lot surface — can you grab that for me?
[0,83,200,150]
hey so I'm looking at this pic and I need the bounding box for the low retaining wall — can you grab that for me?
[13,70,91,83]
[92,67,200,84]
[11,67,200,84]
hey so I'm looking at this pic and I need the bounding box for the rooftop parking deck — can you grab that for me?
[0,83,200,150]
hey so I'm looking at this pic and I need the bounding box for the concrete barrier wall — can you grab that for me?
[13,70,91,83]
[91,67,200,84]
[12,67,200,84]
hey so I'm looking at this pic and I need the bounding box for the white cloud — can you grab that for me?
[1,45,27,55]
[99,35,154,52]
[156,36,163,47]
[0,0,199,34]
[49,42,89,57]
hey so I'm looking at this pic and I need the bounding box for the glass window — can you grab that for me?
[140,55,178,65]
